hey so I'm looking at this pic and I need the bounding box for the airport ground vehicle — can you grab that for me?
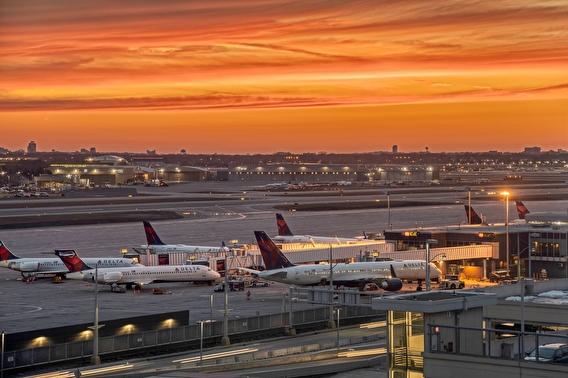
[251,279,269,287]
[524,343,568,363]
[438,275,465,290]
[214,281,245,292]
[110,284,126,293]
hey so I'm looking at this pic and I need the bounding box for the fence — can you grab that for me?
[2,305,383,373]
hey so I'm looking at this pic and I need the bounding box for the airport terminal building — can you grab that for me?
[383,212,568,280]
[35,156,440,188]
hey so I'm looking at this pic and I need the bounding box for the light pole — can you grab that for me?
[335,307,341,350]
[381,189,391,231]
[528,233,540,279]
[425,239,438,291]
[1,331,4,378]
[501,191,510,276]
[209,294,213,337]
[89,264,101,365]
[462,186,471,224]
[198,320,204,366]
[221,254,230,346]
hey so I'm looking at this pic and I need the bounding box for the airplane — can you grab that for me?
[464,205,484,225]
[515,201,530,219]
[273,213,363,244]
[134,221,230,254]
[0,240,142,280]
[242,231,441,291]
[55,249,221,289]
[264,182,288,189]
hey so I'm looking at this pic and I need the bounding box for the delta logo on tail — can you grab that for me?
[516,201,530,219]
[55,250,92,272]
[276,213,294,236]
[143,220,166,245]
[464,205,483,225]
[0,241,18,261]
[254,231,295,269]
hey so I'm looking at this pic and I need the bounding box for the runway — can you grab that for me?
[1,179,568,335]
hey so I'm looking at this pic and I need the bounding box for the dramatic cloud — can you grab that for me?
[1,0,567,153]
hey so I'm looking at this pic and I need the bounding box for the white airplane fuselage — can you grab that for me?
[0,257,141,276]
[254,260,440,286]
[137,244,229,253]
[271,235,360,244]
[67,264,221,285]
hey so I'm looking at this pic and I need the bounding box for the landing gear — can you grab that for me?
[21,272,36,282]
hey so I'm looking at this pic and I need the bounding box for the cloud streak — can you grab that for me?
[1,0,567,152]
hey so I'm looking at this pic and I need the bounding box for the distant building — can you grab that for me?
[227,163,359,183]
[392,145,398,154]
[524,146,541,154]
[27,141,37,154]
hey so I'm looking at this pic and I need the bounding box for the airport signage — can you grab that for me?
[403,231,420,237]
[478,232,495,238]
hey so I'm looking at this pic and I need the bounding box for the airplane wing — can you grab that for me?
[260,271,288,280]
[238,267,288,280]
[237,267,262,276]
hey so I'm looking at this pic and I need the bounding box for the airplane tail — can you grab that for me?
[54,250,93,272]
[464,205,483,225]
[143,221,165,245]
[515,201,530,219]
[0,240,20,261]
[254,231,295,269]
[276,213,294,236]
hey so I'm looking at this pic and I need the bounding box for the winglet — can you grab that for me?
[143,221,165,245]
[515,201,530,219]
[254,231,295,269]
[276,213,294,236]
[390,264,397,278]
[0,240,19,261]
[55,250,93,272]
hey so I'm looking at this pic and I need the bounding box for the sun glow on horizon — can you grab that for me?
[1,0,567,153]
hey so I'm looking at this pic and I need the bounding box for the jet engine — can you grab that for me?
[15,262,40,272]
[378,278,403,292]
[101,272,123,283]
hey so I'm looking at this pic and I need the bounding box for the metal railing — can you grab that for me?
[427,324,568,361]
[2,306,382,373]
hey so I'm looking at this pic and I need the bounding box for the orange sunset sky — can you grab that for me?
[1,0,567,154]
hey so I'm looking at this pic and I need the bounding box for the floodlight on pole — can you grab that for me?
[501,191,510,275]
[425,239,438,291]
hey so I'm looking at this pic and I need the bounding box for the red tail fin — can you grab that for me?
[276,213,294,236]
[254,231,295,269]
[0,241,19,261]
[464,205,483,224]
[515,201,530,219]
[143,221,165,245]
[55,250,93,272]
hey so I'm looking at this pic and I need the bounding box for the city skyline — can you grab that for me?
[1,1,567,154]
